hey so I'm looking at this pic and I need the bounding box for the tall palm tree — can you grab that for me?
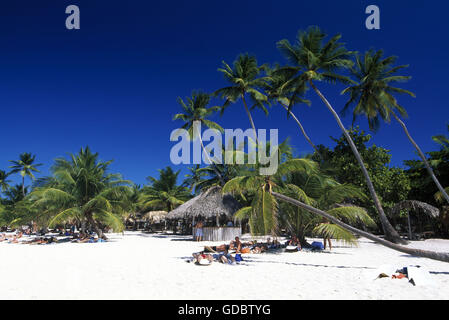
[9,153,42,196]
[214,53,271,143]
[28,147,131,239]
[277,26,405,244]
[264,66,318,153]
[341,50,449,204]
[141,167,191,212]
[173,91,225,185]
[0,170,11,193]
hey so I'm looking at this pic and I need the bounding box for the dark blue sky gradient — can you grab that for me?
[0,1,448,186]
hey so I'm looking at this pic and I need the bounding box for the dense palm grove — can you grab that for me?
[0,27,448,259]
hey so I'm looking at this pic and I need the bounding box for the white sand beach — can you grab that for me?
[0,231,448,300]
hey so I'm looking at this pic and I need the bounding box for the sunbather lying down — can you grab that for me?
[192,249,238,265]
[21,236,58,245]
[0,232,24,243]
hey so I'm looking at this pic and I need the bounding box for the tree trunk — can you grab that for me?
[241,94,259,144]
[392,111,449,204]
[280,103,318,153]
[310,81,406,244]
[86,212,107,240]
[272,191,449,263]
[22,176,25,197]
[194,120,225,186]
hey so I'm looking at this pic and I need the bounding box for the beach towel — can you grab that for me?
[407,266,435,286]
[285,245,300,252]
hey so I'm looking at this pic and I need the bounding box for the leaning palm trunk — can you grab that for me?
[272,191,449,263]
[391,111,449,204]
[280,103,318,153]
[310,81,406,244]
[241,94,259,144]
[194,122,225,186]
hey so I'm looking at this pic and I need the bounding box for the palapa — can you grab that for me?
[166,186,241,220]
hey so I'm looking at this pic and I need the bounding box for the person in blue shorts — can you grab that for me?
[195,220,204,242]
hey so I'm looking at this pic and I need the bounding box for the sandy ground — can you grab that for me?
[0,231,448,300]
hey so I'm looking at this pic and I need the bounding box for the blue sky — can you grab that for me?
[0,0,448,187]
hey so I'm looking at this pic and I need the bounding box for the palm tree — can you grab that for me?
[28,147,131,239]
[141,167,191,212]
[341,50,449,204]
[173,91,225,185]
[224,158,318,236]
[433,124,449,203]
[182,165,208,194]
[280,166,375,245]
[265,66,318,153]
[214,53,271,143]
[0,170,11,193]
[433,124,449,151]
[277,26,405,244]
[272,190,449,262]
[9,153,42,196]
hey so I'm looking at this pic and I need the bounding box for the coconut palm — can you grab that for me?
[182,165,208,194]
[9,153,42,196]
[341,50,449,204]
[264,66,318,153]
[0,170,11,193]
[173,91,225,185]
[28,147,131,239]
[214,53,271,143]
[223,158,318,236]
[433,124,449,151]
[280,165,374,245]
[272,191,449,263]
[277,26,405,244]
[141,167,191,212]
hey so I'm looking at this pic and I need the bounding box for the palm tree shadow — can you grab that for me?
[241,258,375,270]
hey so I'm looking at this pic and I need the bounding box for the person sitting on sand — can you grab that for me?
[288,235,302,251]
[230,236,242,253]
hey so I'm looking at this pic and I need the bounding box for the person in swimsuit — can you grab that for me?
[288,235,302,251]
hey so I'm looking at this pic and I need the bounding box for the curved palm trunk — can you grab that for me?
[241,94,259,144]
[272,191,449,263]
[391,111,449,204]
[194,122,225,186]
[310,81,406,244]
[280,103,318,153]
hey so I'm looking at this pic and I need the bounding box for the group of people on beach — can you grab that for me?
[0,227,107,245]
[190,236,284,265]
[190,232,332,265]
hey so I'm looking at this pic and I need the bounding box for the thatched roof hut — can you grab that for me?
[166,186,241,220]
[142,211,168,224]
[392,200,440,218]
